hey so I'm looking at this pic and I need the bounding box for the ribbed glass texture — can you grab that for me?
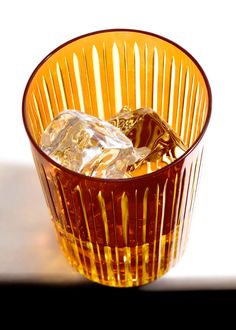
[22,30,211,287]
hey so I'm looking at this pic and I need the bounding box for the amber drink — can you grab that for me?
[22,29,211,287]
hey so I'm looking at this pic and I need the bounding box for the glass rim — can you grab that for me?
[22,28,212,182]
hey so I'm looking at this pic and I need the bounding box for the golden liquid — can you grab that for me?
[53,221,183,287]
[39,108,191,287]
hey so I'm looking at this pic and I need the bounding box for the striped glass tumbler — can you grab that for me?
[22,29,212,287]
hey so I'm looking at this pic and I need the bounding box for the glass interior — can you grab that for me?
[23,30,210,152]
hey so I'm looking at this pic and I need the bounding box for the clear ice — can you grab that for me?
[40,110,149,178]
[40,107,187,179]
[109,107,187,176]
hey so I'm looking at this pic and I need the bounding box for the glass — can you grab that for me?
[22,29,212,287]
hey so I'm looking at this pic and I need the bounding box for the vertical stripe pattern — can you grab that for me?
[23,31,211,287]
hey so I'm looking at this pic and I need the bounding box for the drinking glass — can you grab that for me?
[22,29,212,287]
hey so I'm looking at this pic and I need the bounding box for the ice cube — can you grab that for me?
[40,110,149,179]
[109,107,187,176]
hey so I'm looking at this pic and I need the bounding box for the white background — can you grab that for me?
[1,0,236,288]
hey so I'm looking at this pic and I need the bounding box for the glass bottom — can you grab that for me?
[53,222,185,288]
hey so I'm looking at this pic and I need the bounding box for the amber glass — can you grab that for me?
[22,29,211,287]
